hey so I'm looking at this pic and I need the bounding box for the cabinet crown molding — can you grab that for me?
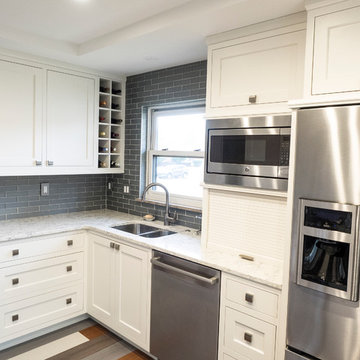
[305,0,360,11]
[206,11,306,46]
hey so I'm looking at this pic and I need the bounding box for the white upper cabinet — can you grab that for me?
[305,0,360,97]
[46,70,95,168]
[0,60,43,167]
[206,13,306,117]
[0,51,125,176]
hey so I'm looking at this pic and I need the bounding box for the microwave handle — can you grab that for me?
[208,128,281,137]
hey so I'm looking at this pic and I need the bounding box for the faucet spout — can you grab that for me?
[141,182,176,226]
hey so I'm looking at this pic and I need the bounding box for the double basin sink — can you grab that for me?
[112,223,176,238]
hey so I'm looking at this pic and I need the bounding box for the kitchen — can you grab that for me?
[0,0,359,359]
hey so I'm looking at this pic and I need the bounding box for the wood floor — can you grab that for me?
[0,320,153,360]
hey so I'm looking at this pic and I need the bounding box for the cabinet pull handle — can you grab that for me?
[67,240,73,246]
[12,314,19,322]
[249,95,257,104]
[47,160,54,166]
[110,242,115,248]
[12,278,19,285]
[35,160,42,166]
[12,249,19,256]
[66,298,72,305]
[66,266,72,272]
[245,293,254,303]
[244,332,253,343]
[114,244,120,251]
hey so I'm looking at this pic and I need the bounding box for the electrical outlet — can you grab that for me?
[124,185,129,193]
[40,183,50,196]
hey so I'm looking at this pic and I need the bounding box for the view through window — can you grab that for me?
[146,103,205,208]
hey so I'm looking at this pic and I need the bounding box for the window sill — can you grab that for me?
[135,198,202,213]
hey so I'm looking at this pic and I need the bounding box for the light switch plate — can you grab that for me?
[41,183,50,196]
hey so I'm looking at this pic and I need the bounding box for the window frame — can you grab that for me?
[145,102,205,209]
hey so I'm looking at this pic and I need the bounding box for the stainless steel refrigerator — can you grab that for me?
[286,104,360,360]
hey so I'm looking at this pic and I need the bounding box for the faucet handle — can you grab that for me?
[167,211,178,225]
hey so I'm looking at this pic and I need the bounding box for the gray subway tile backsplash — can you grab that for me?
[0,175,107,220]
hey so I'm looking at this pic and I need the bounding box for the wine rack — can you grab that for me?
[97,78,125,172]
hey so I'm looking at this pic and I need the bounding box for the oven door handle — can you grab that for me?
[151,257,219,285]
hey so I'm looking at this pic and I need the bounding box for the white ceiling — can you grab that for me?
[0,0,305,76]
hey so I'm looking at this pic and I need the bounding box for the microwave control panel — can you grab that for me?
[280,135,290,166]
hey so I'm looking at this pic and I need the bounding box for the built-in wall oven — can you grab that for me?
[204,115,291,191]
[286,104,360,360]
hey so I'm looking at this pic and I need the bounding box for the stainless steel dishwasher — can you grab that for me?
[150,250,220,360]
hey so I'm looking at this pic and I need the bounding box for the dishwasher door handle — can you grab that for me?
[151,257,219,285]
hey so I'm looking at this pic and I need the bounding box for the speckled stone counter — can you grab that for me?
[0,210,283,289]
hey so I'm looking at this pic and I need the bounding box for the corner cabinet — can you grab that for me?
[206,14,306,117]
[87,233,151,351]
[304,0,360,97]
[46,70,95,168]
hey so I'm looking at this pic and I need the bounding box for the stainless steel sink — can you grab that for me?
[112,223,176,238]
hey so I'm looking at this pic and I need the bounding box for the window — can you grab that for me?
[146,103,205,209]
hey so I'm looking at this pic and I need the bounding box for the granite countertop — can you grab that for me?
[0,210,283,289]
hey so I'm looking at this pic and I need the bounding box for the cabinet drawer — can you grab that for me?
[0,284,83,340]
[223,353,238,360]
[0,233,84,264]
[224,307,276,360]
[0,253,84,303]
[225,277,278,319]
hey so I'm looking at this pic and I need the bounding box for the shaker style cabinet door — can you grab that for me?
[208,31,305,109]
[0,60,43,167]
[87,234,115,328]
[311,6,360,95]
[46,70,95,167]
[114,244,151,351]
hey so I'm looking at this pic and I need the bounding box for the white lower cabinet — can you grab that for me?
[0,285,83,342]
[0,232,86,344]
[87,234,114,326]
[114,243,150,348]
[87,233,151,351]
[218,273,280,360]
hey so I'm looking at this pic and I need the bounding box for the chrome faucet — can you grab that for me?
[141,182,177,226]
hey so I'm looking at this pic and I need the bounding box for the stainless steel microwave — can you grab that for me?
[204,115,291,191]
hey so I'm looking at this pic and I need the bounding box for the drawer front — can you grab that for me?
[225,277,278,318]
[223,353,238,360]
[0,253,84,303]
[0,233,84,264]
[0,284,84,340]
[224,307,276,360]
